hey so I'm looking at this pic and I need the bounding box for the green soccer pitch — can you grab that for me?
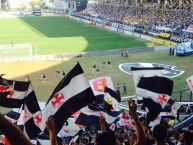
[0,16,153,57]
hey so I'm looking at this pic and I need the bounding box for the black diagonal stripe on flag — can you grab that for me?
[5,110,21,123]
[24,117,42,139]
[137,76,173,96]
[46,63,86,104]
[0,79,31,108]
[23,86,42,139]
[141,98,162,123]
[51,88,95,133]
[75,106,100,127]
[41,63,95,134]
[105,87,121,102]
[0,91,25,108]
[25,90,41,114]
[163,99,175,112]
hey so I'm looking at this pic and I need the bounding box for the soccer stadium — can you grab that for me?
[0,0,193,145]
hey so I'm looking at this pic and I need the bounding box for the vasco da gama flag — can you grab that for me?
[0,78,30,108]
[186,75,193,93]
[131,67,164,99]
[75,106,101,127]
[2,81,42,139]
[39,63,95,134]
[137,76,173,123]
[21,86,42,139]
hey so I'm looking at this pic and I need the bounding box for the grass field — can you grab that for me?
[0,51,192,102]
[0,16,151,58]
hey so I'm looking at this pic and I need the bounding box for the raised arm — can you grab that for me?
[0,112,32,145]
[99,114,106,133]
[46,115,58,145]
[128,99,146,145]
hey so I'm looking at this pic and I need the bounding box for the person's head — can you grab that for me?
[125,140,130,145]
[153,124,167,143]
[188,124,193,133]
[179,130,193,145]
[96,131,116,145]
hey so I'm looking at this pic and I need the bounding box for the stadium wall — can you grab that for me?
[0,45,173,63]
[82,47,154,57]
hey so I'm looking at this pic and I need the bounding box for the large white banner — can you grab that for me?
[131,67,164,98]
[124,30,132,36]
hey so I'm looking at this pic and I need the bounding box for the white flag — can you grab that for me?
[186,75,193,93]
[89,76,114,96]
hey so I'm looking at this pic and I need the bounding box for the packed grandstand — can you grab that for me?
[0,0,193,145]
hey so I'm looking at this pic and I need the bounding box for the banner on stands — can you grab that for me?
[117,28,124,33]
[141,35,151,40]
[124,30,132,36]
[111,27,117,32]
[133,32,141,38]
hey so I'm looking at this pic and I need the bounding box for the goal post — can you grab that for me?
[0,43,33,59]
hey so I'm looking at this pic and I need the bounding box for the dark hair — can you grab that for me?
[153,124,167,143]
[125,141,130,145]
[96,131,116,145]
[182,130,193,145]
[188,124,193,131]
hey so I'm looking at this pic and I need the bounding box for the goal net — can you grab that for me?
[0,43,32,59]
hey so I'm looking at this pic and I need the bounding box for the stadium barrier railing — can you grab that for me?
[172,89,193,102]
[0,55,55,63]
[0,45,172,63]
[120,88,192,103]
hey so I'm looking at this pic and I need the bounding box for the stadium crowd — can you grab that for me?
[0,99,193,145]
[77,3,193,42]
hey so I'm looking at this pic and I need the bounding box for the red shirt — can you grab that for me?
[122,113,129,120]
